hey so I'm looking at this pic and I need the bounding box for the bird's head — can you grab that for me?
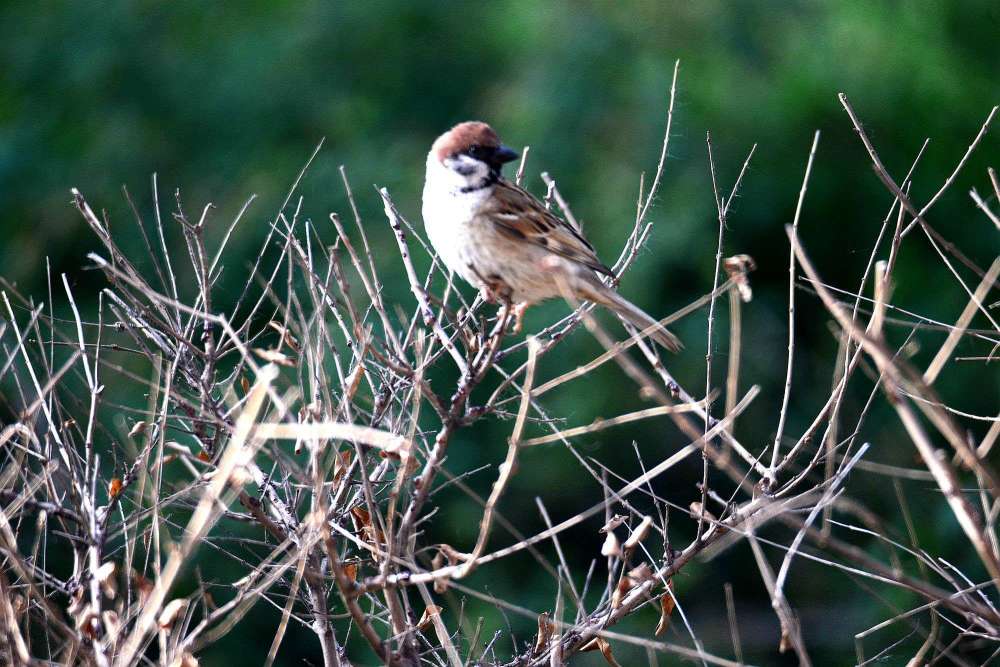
[426,121,519,192]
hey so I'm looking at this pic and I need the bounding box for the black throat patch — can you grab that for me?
[459,169,500,194]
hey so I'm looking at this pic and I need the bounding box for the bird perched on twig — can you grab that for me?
[421,121,681,351]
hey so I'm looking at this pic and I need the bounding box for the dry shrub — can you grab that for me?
[2,68,998,665]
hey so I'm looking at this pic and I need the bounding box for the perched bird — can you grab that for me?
[421,121,681,352]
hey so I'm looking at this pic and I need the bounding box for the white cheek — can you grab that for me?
[441,156,489,188]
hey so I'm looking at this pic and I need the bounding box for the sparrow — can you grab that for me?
[421,121,681,352]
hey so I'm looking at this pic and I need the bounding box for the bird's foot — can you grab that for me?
[511,302,529,334]
[478,276,513,306]
[478,285,498,304]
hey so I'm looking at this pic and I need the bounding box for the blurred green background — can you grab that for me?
[2,1,998,664]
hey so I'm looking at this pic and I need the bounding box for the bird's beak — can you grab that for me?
[495,144,519,164]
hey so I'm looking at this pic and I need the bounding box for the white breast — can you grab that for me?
[422,156,494,287]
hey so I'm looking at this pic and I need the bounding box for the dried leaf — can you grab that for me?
[600,532,621,558]
[533,611,553,655]
[95,561,117,598]
[437,543,466,562]
[168,653,199,667]
[252,347,296,367]
[301,400,323,420]
[623,515,652,550]
[67,586,85,617]
[166,441,191,454]
[654,580,676,637]
[723,254,756,302]
[350,506,384,545]
[158,598,188,631]
[343,562,358,583]
[267,320,300,352]
[68,586,87,624]
[417,604,442,631]
[102,609,121,640]
[127,421,147,438]
[333,450,353,482]
[689,502,724,533]
[597,638,621,667]
[627,563,654,585]
[196,450,211,463]
[350,506,371,527]
[108,478,123,498]
[403,449,419,474]
[581,637,621,667]
[77,608,98,638]
[133,572,154,604]
[344,362,365,400]
[599,514,627,533]
[432,549,450,594]
[611,575,629,609]
[612,563,655,609]
[240,375,250,394]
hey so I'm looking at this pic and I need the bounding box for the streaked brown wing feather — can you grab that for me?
[488,180,614,277]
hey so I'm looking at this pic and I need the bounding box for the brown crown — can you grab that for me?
[431,121,501,161]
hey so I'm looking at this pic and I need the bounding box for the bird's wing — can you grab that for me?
[487,180,614,278]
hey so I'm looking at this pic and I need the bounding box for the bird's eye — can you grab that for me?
[468,145,482,157]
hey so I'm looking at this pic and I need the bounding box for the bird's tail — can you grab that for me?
[584,286,683,353]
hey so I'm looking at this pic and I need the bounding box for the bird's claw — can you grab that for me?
[511,302,528,334]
